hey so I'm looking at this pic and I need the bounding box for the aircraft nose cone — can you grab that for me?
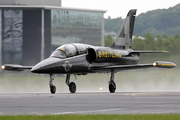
[31,64,41,73]
[31,57,62,74]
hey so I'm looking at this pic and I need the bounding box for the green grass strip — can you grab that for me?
[1,114,180,120]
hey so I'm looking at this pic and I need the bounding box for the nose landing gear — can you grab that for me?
[49,74,77,94]
[49,74,56,94]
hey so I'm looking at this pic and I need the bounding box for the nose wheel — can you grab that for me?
[48,74,77,94]
[49,74,56,94]
[50,85,56,94]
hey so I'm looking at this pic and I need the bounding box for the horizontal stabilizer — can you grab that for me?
[129,51,168,55]
[1,64,33,71]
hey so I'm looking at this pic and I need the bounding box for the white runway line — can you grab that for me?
[53,108,125,115]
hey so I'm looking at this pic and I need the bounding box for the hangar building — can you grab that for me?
[0,0,106,66]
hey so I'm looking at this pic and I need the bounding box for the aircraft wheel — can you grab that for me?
[69,82,76,93]
[109,82,116,93]
[50,85,56,94]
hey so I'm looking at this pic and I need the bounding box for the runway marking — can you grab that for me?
[124,93,138,96]
[53,108,125,115]
[53,106,176,115]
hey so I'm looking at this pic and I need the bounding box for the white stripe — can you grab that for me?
[53,108,124,115]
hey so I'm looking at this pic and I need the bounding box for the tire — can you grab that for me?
[50,85,56,94]
[69,82,76,93]
[109,82,116,93]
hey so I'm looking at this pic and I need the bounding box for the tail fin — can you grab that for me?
[110,9,137,49]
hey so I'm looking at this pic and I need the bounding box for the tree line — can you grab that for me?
[104,33,180,55]
[132,33,180,54]
[105,3,180,37]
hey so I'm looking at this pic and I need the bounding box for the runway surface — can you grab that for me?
[0,92,180,115]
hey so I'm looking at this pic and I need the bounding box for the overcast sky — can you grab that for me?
[62,0,180,18]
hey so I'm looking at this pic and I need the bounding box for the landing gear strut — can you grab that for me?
[66,74,76,93]
[109,70,116,93]
[49,74,56,94]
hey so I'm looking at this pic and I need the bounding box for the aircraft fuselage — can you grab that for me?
[31,44,139,74]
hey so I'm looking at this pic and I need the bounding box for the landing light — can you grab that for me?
[99,87,103,90]
[153,62,156,67]
[1,65,5,70]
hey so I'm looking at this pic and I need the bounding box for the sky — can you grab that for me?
[62,0,180,18]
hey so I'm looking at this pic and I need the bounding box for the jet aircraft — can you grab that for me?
[1,9,176,94]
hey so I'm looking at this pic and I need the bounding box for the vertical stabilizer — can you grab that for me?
[110,9,137,49]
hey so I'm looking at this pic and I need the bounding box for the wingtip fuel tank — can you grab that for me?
[153,61,177,68]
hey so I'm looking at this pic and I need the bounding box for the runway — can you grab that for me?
[0,92,180,115]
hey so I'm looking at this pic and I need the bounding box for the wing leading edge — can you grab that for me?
[90,61,176,73]
[1,64,33,71]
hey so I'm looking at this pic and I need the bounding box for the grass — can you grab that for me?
[1,114,180,120]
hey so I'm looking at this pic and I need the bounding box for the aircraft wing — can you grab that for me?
[90,61,176,73]
[129,51,168,55]
[1,64,33,71]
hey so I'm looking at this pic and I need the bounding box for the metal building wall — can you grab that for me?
[22,10,51,66]
[0,10,1,68]
[22,10,42,66]
[2,10,23,65]
[44,10,51,59]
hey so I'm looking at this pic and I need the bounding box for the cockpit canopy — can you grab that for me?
[50,43,87,59]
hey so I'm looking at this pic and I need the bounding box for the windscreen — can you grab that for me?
[50,44,77,58]
[50,49,66,59]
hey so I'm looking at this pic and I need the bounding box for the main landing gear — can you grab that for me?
[49,74,76,94]
[49,71,116,94]
[66,74,76,93]
[109,70,116,93]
